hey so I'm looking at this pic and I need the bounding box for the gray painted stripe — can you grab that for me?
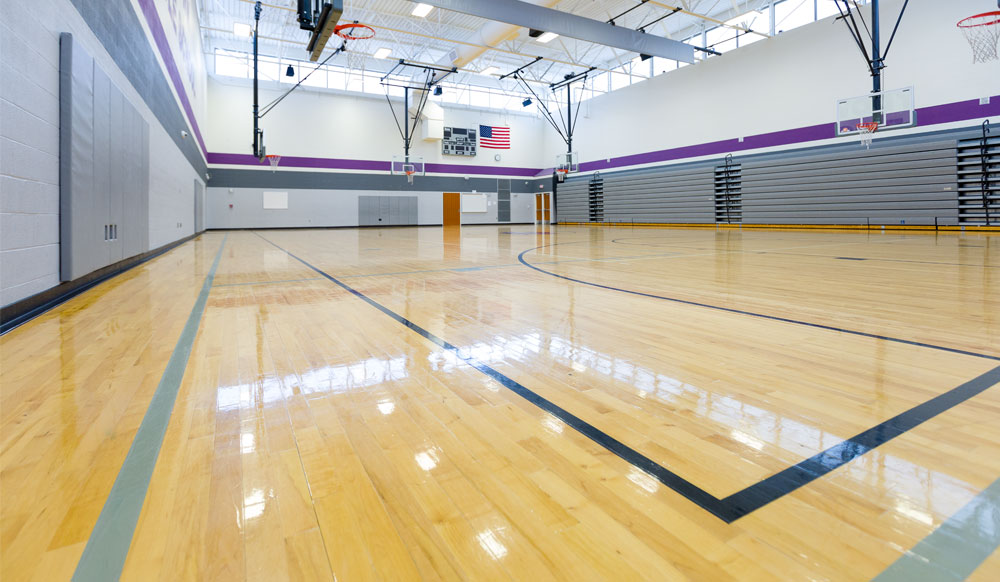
[72,236,226,582]
[873,476,1000,582]
[207,168,549,193]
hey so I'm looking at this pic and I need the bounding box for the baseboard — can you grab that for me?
[205,222,535,230]
[556,222,1000,232]
[1,232,202,335]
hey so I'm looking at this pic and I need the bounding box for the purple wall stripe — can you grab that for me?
[206,152,543,177]
[576,95,998,175]
[424,162,543,176]
[207,153,389,171]
[207,94,997,179]
[135,0,207,157]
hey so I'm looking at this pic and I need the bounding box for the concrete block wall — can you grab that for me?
[2,0,67,305]
[206,188,538,228]
[0,0,206,307]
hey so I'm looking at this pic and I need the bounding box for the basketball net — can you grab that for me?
[856,123,877,149]
[265,155,281,172]
[345,37,371,73]
[958,12,1000,63]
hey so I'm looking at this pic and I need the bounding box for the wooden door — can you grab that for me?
[535,193,551,223]
[443,192,461,226]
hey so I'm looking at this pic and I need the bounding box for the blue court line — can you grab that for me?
[518,244,1000,362]
[254,232,1000,523]
[72,236,226,582]
[872,475,1000,581]
[213,277,322,287]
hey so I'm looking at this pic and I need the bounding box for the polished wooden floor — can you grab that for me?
[2,225,999,581]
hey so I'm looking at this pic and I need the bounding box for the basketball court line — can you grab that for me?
[72,236,227,582]
[517,243,1000,362]
[253,231,1000,523]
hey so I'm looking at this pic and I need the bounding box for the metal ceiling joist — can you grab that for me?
[414,0,696,63]
[646,0,770,39]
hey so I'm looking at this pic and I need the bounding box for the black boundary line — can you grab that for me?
[517,244,1000,362]
[0,232,202,335]
[256,231,1000,523]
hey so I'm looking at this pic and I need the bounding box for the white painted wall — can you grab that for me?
[0,0,204,306]
[205,77,548,173]
[148,130,198,249]
[206,188,535,228]
[556,0,999,169]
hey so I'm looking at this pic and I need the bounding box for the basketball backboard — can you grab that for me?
[836,87,915,136]
[391,156,426,180]
[556,152,579,173]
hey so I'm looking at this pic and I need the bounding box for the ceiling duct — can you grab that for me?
[421,0,695,63]
[436,0,562,70]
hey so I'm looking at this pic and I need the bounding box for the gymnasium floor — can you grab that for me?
[2,225,999,581]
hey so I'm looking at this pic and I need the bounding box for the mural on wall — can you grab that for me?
[159,0,207,118]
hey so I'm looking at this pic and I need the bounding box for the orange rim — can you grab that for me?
[334,23,375,40]
[957,11,1000,28]
[856,122,878,132]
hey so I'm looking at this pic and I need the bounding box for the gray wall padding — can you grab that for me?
[60,34,149,281]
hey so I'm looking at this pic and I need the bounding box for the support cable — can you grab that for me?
[385,92,406,143]
[834,0,874,75]
[514,73,568,145]
[882,0,909,60]
[259,44,343,118]
[569,78,587,141]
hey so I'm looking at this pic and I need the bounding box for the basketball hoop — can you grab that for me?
[335,23,375,72]
[556,168,569,183]
[958,11,1000,63]
[263,154,281,172]
[405,170,415,185]
[856,122,878,149]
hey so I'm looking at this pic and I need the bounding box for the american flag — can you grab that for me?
[479,125,510,149]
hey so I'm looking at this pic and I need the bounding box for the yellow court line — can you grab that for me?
[557,222,1000,233]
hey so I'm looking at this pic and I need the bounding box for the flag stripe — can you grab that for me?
[480,124,511,149]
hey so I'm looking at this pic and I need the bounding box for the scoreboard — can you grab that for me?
[442,126,477,156]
